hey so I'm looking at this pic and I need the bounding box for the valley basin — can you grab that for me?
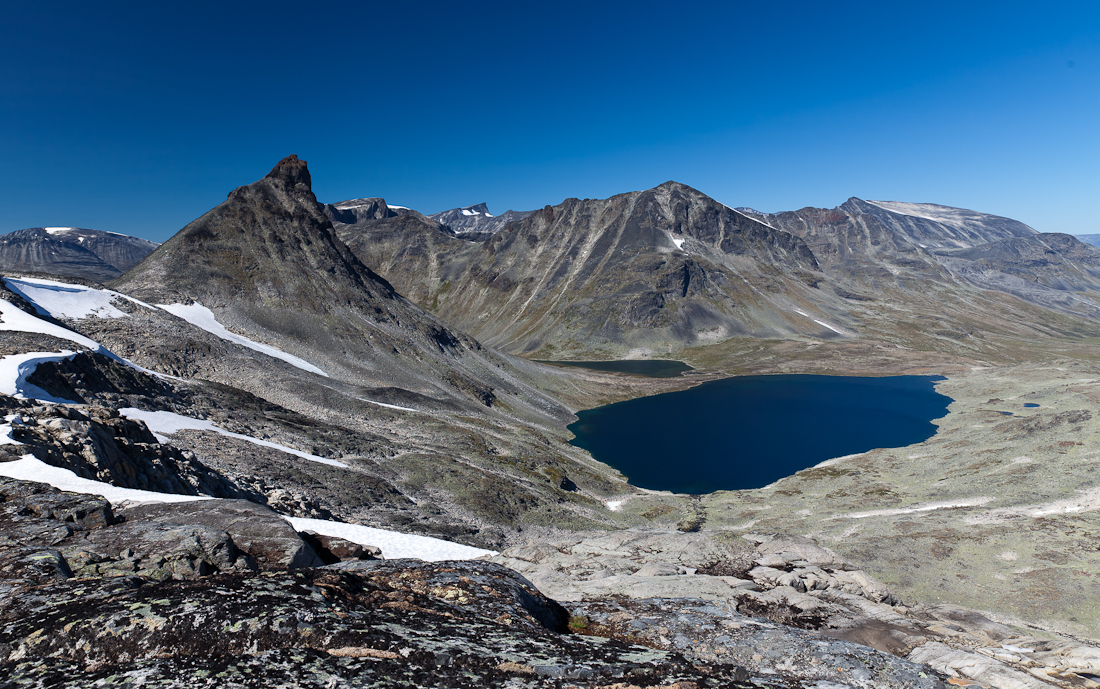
[568,374,951,494]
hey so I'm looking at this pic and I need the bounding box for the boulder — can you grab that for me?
[121,499,322,569]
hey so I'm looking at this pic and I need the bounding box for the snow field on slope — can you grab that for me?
[286,516,495,561]
[119,408,348,468]
[0,351,80,403]
[2,278,328,378]
[0,454,495,561]
[1,282,491,560]
[156,303,329,377]
[0,297,107,352]
[0,454,212,505]
[3,277,154,319]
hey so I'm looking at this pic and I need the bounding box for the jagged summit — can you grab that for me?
[115,155,397,310]
[262,153,312,189]
[428,202,533,240]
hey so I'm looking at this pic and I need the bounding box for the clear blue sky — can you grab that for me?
[2,1,1098,242]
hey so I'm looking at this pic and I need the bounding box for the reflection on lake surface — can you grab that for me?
[568,374,952,494]
[536,360,693,378]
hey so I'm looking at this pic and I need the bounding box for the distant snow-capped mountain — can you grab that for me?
[428,203,533,241]
[0,227,158,283]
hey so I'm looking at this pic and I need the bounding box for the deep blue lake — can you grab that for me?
[537,360,693,378]
[568,374,952,494]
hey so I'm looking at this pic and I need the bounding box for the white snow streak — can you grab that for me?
[0,297,106,352]
[156,303,329,377]
[357,397,419,413]
[118,408,348,468]
[841,497,993,520]
[792,308,845,335]
[285,516,496,561]
[0,454,211,505]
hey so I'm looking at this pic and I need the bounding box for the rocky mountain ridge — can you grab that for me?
[0,227,157,283]
[327,183,1100,361]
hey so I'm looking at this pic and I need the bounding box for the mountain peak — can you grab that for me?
[264,154,311,190]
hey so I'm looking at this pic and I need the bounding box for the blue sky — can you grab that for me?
[2,1,1098,242]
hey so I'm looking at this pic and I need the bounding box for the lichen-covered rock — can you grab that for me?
[570,596,945,689]
[0,479,327,584]
[0,561,778,689]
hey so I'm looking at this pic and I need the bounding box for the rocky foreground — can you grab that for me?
[1,464,1099,689]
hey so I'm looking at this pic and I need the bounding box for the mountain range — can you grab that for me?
[4,156,1100,687]
[329,184,1100,362]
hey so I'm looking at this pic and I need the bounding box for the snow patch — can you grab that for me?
[0,454,211,506]
[0,298,107,352]
[792,308,846,335]
[813,452,867,468]
[285,516,496,561]
[725,205,781,231]
[157,303,329,377]
[357,398,419,413]
[842,497,993,519]
[606,499,626,512]
[1,414,21,446]
[0,351,80,403]
[43,227,77,235]
[4,277,153,319]
[119,408,348,468]
[461,209,480,216]
[965,484,1100,524]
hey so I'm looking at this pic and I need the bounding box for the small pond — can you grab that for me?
[536,360,693,378]
[568,374,952,494]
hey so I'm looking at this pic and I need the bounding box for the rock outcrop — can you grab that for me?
[0,475,952,689]
[492,530,1100,689]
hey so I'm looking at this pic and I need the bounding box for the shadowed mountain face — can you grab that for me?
[111,156,554,414]
[320,197,480,310]
[0,228,157,283]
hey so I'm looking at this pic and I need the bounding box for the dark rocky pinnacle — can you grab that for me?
[266,154,312,190]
